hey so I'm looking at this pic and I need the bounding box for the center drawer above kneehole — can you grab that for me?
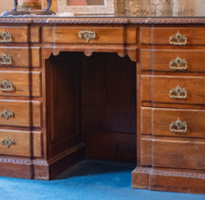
[141,50,205,72]
[44,26,137,44]
[141,75,205,104]
[140,27,205,45]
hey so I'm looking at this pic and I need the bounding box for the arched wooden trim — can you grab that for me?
[127,49,137,62]
[53,49,61,57]
[117,51,126,58]
[44,48,53,60]
[84,50,93,57]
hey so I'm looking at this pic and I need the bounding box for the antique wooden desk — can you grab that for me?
[0,16,205,194]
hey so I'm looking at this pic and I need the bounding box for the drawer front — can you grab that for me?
[141,107,205,138]
[0,130,42,157]
[44,27,124,44]
[0,47,40,68]
[153,137,205,170]
[141,75,205,104]
[0,101,41,128]
[0,71,41,97]
[141,27,205,45]
[0,27,28,43]
[141,50,205,72]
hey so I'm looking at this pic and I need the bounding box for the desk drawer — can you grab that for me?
[141,50,205,72]
[0,100,41,128]
[0,47,40,68]
[141,27,205,45]
[44,27,125,44]
[0,71,41,97]
[141,75,205,104]
[153,137,205,170]
[0,27,28,43]
[0,130,42,157]
[141,107,205,138]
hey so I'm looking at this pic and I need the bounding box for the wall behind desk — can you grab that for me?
[0,0,57,14]
[0,0,13,14]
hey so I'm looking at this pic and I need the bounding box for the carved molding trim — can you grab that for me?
[0,157,32,164]
[128,18,205,24]
[32,160,48,165]
[1,17,205,25]
[0,157,47,165]
[134,167,205,179]
[151,169,205,179]
[134,167,152,174]
[0,18,32,24]
[32,18,129,24]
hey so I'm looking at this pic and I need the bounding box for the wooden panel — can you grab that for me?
[0,130,42,157]
[141,75,151,102]
[0,100,41,128]
[43,27,53,43]
[0,160,33,179]
[47,53,79,142]
[153,108,205,138]
[33,131,42,158]
[126,27,137,44]
[141,50,151,70]
[84,131,136,162]
[141,107,152,135]
[150,170,205,194]
[0,47,40,68]
[46,52,82,159]
[132,168,150,189]
[141,137,152,166]
[140,28,151,45]
[31,47,41,68]
[0,71,41,97]
[153,137,205,170]
[31,26,40,43]
[45,27,124,44]
[152,76,205,104]
[142,50,205,72]
[82,53,136,134]
[152,28,205,45]
[0,26,28,43]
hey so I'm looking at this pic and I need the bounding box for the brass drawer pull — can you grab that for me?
[0,79,14,92]
[0,53,12,65]
[169,56,188,70]
[169,31,187,46]
[169,118,187,133]
[169,85,187,99]
[0,30,12,43]
[0,109,14,120]
[1,137,15,148]
[78,30,96,42]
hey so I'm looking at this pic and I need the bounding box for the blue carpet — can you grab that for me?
[0,159,204,200]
